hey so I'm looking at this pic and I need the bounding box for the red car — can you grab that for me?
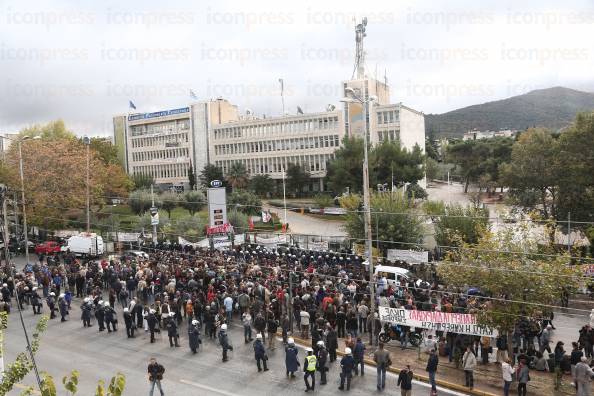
[34,241,62,255]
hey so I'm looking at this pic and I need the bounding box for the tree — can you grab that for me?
[163,214,206,242]
[446,140,490,193]
[225,162,249,191]
[425,157,439,182]
[3,136,130,228]
[228,190,262,216]
[248,174,275,197]
[424,201,489,250]
[131,173,155,190]
[128,189,152,215]
[87,137,120,165]
[181,190,205,215]
[286,163,310,197]
[425,137,440,161]
[500,129,559,218]
[20,119,76,140]
[200,164,224,188]
[314,194,334,209]
[369,141,425,189]
[188,163,196,190]
[341,191,425,253]
[326,137,364,194]
[437,228,579,355]
[160,191,180,217]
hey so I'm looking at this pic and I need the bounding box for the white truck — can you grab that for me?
[63,233,104,257]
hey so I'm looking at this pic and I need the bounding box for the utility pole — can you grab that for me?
[17,139,31,265]
[288,271,294,334]
[13,192,18,245]
[282,166,287,227]
[567,212,571,253]
[83,136,91,233]
[150,185,158,245]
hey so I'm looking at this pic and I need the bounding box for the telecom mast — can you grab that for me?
[353,17,367,79]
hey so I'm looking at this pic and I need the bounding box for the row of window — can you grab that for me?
[216,153,335,175]
[377,110,399,125]
[130,120,190,137]
[132,163,189,180]
[214,135,340,156]
[131,133,189,148]
[213,117,339,140]
[131,148,190,162]
[378,129,401,142]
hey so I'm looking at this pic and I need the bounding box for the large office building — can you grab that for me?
[113,19,425,191]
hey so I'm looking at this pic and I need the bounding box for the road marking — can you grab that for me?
[180,379,238,396]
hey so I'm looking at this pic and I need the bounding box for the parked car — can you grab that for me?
[34,241,62,255]
[123,250,149,259]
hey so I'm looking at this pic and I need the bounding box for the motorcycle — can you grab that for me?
[378,323,423,347]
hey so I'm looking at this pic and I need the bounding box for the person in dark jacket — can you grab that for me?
[103,302,117,332]
[339,347,355,391]
[316,341,328,385]
[254,313,266,343]
[219,324,233,362]
[254,333,269,371]
[58,294,68,322]
[397,365,413,396]
[166,312,180,347]
[553,341,565,390]
[81,298,92,327]
[95,300,105,331]
[336,307,346,338]
[147,358,165,396]
[31,287,42,314]
[326,325,338,362]
[147,309,158,343]
[123,307,135,338]
[188,319,201,353]
[353,337,366,376]
[285,338,300,378]
[267,316,278,350]
[132,298,144,328]
[47,292,56,319]
[426,349,439,393]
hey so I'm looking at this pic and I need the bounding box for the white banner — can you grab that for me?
[379,306,498,337]
[309,241,329,251]
[387,249,429,264]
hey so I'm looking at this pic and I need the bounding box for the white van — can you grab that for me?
[374,265,413,286]
[64,233,104,257]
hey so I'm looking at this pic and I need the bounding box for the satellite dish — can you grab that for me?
[326,104,336,112]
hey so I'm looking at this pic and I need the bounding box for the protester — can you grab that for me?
[426,348,439,394]
[373,342,391,391]
[462,345,477,390]
[147,358,165,396]
[501,357,514,396]
[397,365,413,396]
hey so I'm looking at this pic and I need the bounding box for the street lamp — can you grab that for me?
[0,134,39,265]
[82,136,91,233]
[341,89,377,345]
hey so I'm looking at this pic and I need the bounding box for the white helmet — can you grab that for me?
[98,300,104,305]
[221,324,227,331]
[123,307,129,312]
[288,337,295,344]
[192,320,198,325]
[256,333,262,339]
[149,309,156,314]
[59,293,65,298]
[32,287,38,291]
[169,312,175,317]
[104,302,110,307]
[317,341,325,347]
[2,283,6,287]
[84,297,90,303]
[345,348,352,354]
[306,347,313,352]
[49,292,56,296]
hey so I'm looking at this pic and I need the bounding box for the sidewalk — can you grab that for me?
[289,333,575,396]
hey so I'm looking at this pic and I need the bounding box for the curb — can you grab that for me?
[288,334,497,396]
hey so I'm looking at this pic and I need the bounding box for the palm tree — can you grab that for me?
[225,162,249,191]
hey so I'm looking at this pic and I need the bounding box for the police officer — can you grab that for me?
[46,292,56,319]
[31,287,42,315]
[123,307,135,338]
[166,312,180,347]
[339,347,355,391]
[316,340,329,385]
[95,300,105,331]
[147,309,158,343]
[188,319,201,354]
[219,323,233,362]
[81,297,92,327]
[303,347,317,392]
[103,302,117,332]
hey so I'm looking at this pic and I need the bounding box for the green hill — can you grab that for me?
[426,87,594,137]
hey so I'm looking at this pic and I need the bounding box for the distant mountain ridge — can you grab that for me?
[426,87,594,137]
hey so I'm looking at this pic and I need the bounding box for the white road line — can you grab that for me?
[180,379,238,396]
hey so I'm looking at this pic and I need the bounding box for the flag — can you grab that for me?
[261,211,271,223]
[129,100,137,110]
[281,223,287,233]
[248,217,254,231]
[278,78,284,95]
[189,89,198,100]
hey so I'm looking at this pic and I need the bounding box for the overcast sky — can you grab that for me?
[0,0,593,136]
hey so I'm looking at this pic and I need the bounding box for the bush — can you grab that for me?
[313,194,334,209]
[181,190,205,215]
[227,209,249,232]
[406,183,428,200]
[128,189,152,215]
[163,215,206,242]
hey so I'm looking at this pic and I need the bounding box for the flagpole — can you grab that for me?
[279,78,285,116]
[282,166,287,227]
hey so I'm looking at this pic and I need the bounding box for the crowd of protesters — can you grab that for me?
[1,242,594,394]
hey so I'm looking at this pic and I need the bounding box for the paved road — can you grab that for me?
[264,204,346,237]
[4,300,468,396]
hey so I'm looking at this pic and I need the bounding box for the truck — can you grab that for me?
[63,233,104,257]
